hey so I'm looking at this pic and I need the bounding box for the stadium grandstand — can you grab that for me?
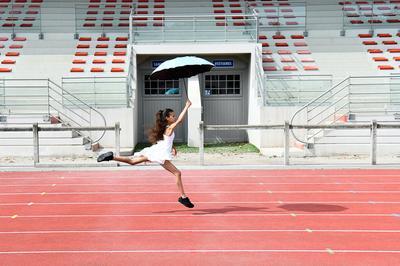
[0,0,399,158]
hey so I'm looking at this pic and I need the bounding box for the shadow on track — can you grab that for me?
[278,203,348,213]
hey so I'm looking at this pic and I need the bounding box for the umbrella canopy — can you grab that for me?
[150,56,214,80]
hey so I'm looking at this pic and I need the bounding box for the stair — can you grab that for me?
[311,113,400,156]
[0,114,95,156]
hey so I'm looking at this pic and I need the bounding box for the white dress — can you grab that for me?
[133,131,175,164]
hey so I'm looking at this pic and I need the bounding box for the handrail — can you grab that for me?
[0,78,107,145]
[290,75,400,145]
[254,45,267,105]
[265,75,333,106]
[289,76,350,143]
[48,79,107,143]
[61,76,129,108]
[131,12,258,43]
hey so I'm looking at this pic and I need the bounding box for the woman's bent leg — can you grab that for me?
[161,160,186,197]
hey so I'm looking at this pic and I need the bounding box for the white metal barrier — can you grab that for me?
[0,123,121,165]
[199,121,400,166]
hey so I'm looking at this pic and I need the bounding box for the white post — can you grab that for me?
[284,121,290,165]
[187,75,202,147]
[115,122,121,156]
[199,121,204,165]
[370,120,377,165]
[33,123,39,165]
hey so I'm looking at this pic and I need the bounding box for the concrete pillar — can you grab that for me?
[187,75,202,147]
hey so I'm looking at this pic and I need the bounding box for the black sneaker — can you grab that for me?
[97,151,114,162]
[178,197,194,208]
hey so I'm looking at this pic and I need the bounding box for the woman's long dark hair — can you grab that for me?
[148,108,174,144]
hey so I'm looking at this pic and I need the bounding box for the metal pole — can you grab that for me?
[33,123,39,165]
[370,120,377,165]
[199,121,204,165]
[47,79,50,116]
[284,121,290,165]
[39,5,43,39]
[115,122,120,156]
[74,3,78,39]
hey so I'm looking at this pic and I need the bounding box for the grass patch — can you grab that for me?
[134,142,259,154]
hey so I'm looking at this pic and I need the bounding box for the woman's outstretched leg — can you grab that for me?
[162,160,194,208]
[97,151,148,165]
[113,155,148,165]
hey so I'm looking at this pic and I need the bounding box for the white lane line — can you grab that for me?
[1,201,400,206]
[2,173,400,177]
[0,249,400,254]
[0,213,395,218]
[1,190,400,195]
[1,229,400,234]
[326,248,335,254]
[3,182,400,186]
[1,174,400,180]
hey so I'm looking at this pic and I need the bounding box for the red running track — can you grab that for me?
[0,169,400,265]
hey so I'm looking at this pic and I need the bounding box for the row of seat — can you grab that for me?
[82,0,166,28]
[71,35,128,73]
[362,40,398,44]
[359,32,400,37]
[342,5,400,9]
[263,65,319,71]
[347,18,400,23]
[259,31,319,72]
[357,32,400,70]
[339,1,400,5]
[346,12,400,17]
[0,0,40,28]
[70,67,125,72]
[89,0,164,2]
[263,56,316,63]
[0,0,42,3]
[0,35,26,73]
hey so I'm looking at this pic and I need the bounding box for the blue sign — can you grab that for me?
[213,59,234,68]
[152,60,164,69]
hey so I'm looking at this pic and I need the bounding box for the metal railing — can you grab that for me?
[198,121,400,166]
[0,123,120,165]
[264,75,333,106]
[255,45,268,104]
[290,75,400,145]
[130,14,258,43]
[0,3,43,37]
[341,2,400,34]
[74,3,134,36]
[0,79,107,144]
[248,1,307,33]
[127,45,137,107]
[61,76,130,108]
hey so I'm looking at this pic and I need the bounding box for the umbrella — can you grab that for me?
[150,56,215,95]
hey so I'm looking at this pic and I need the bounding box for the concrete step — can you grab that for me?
[350,113,400,122]
[0,130,78,138]
[323,128,400,137]
[312,143,400,156]
[0,136,88,146]
[314,135,400,144]
[0,145,94,156]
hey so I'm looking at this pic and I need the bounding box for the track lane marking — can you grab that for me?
[2,190,400,195]
[0,249,400,254]
[3,229,400,234]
